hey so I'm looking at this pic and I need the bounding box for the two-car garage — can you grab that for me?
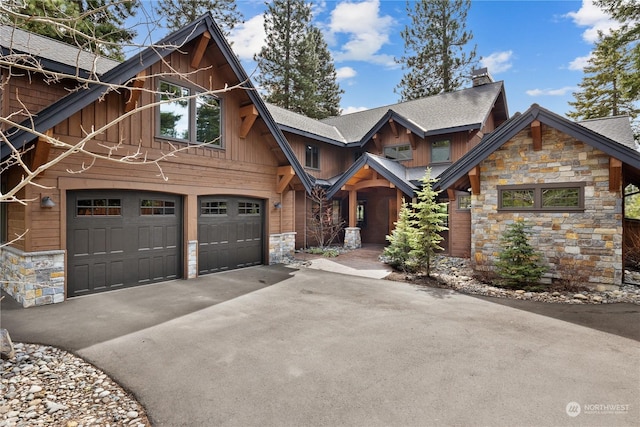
[66,191,264,297]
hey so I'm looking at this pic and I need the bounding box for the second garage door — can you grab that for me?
[198,196,263,274]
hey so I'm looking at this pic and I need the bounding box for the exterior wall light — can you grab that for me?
[41,196,56,208]
[273,202,282,209]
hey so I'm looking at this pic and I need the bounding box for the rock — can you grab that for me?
[552,292,561,296]
[573,293,588,300]
[127,411,139,418]
[515,290,526,294]
[46,401,68,413]
[28,385,43,394]
[0,328,15,360]
[591,295,603,302]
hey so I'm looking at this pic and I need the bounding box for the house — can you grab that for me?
[2,16,635,308]
[267,70,509,253]
[0,15,312,307]
[436,104,639,289]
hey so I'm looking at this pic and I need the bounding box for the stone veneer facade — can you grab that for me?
[343,227,362,250]
[269,232,297,264]
[0,246,66,307]
[472,125,622,289]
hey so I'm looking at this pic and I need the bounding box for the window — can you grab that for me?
[238,201,261,215]
[305,145,320,169]
[140,199,175,216]
[431,140,451,163]
[458,195,471,210]
[498,183,584,211]
[384,144,412,161]
[77,199,122,216]
[158,81,221,146]
[201,201,227,216]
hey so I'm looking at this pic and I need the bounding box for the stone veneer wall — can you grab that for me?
[472,126,622,289]
[0,246,66,307]
[344,227,362,250]
[269,232,296,264]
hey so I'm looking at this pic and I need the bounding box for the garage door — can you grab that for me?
[67,190,182,297]
[198,196,263,274]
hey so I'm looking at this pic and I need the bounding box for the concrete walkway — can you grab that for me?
[2,265,639,426]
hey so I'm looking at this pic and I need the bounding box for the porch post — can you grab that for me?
[345,189,361,249]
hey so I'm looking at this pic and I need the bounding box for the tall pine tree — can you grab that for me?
[154,0,243,36]
[395,0,477,101]
[568,29,638,121]
[256,0,341,119]
[8,0,138,60]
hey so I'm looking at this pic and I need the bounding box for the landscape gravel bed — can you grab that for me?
[1,343,150,427]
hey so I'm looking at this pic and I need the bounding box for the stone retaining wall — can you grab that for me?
[472,126,622,289]
[0,246,66,307]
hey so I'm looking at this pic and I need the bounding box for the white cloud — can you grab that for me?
[480,51,513,74]
[228,14,265,61]
[526,87,577,97]
[336,66,357,81]
[328,0,397,67]
[565,0,621,43]
[568,53,593,71]
[341,106,369,115]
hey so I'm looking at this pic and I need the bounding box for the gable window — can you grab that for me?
[431,140,451,163]
[305,145,320,169]
[384,144,412,161]
[498,183,584,211]
[158,81,221,146]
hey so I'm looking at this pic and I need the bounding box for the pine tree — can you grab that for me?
[256,0,341,119]
[154,0,243,36]
[384,201,417,272]
[395,0,477,101]
[495,221,547,289]
[568,29,638,122]
[8,0,138,60]
[411,169,448,277]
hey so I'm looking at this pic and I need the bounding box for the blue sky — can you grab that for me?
[138,1,620,117]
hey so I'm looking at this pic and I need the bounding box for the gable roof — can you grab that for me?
[268,81,508,147]
[1,16,313,192]
[436,104,640,191]
[0,25,119,76]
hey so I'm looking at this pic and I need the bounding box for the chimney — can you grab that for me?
[471,67,493,87]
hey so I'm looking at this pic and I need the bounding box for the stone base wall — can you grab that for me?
[344,227,362,249]
[187,240,197,278]
[0,246,65,308]
[269,232,296,264]
[472,126,623,288]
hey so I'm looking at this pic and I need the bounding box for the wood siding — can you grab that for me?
[287,133,348,179]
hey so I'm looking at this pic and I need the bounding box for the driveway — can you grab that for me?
[2,266,639,426]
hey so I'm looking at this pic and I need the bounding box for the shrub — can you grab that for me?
[384,202,416,272]
[495,220,547,289]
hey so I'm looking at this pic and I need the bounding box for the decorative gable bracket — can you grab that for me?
[531,120,542,151]
[277,165,295,194]
[124,71,146,113]
[609,157,622,192]
[469,166,480,195]
[191,31,212,69]
[239,104,258,139]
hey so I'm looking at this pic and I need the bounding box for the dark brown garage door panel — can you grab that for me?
[67,191,182,297]
[198,197,263,274]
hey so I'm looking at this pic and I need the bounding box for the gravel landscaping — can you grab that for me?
[1,343,149,427]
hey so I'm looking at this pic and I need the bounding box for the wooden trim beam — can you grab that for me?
[31,129,53,172]
[342,184,354,192]
[447,188,456,201]
[239,104,259,139]
[124,71,146,113]
[407,129,417,150]
[389,119,398,138]
[609,157,622,192]
[372,133,382,153]
[276,166,295,194]
[354,179,395,191]
[190,31,212,69]
[531,120,542,151]
[469,166,480,195]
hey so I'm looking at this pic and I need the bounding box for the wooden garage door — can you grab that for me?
[67,190,182,297]
[198,196,263,274]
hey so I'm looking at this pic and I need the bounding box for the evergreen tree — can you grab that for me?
[395,0,477,101]
[256,0,341,119]
[384,201,417,272]
[411,169,448,277]
[8,0,138,61]
[154,0,243,36]
[494,221,547,289]
[568,29,638,122]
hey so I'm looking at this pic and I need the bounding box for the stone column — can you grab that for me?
[344,227,361,249]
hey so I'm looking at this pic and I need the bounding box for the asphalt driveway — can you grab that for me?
[2,266,639,426]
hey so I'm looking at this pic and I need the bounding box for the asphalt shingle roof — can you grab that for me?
[0,25,120,75]
[578,115,636,149]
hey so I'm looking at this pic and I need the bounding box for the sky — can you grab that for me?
[137,0,622,118]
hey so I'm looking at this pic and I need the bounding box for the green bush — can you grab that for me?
[495,221,547,289]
